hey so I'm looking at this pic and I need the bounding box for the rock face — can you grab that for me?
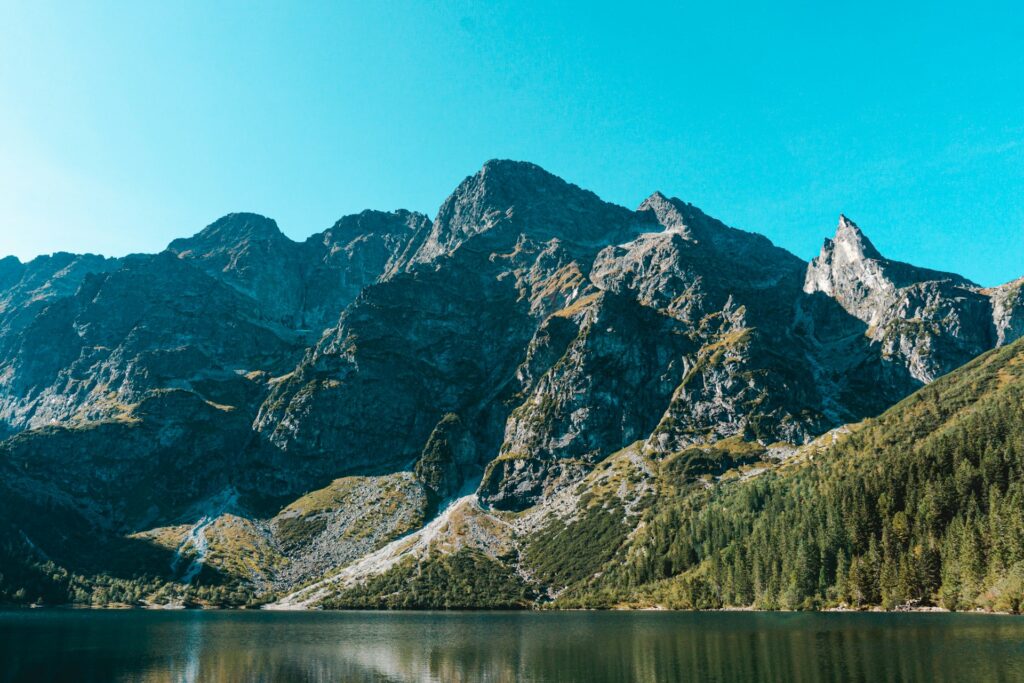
[300,210,431,326]
[0,252,119,355]
[414,413,476,503]
[0,251,300,435]
[168,213,307,327]
[405,160,645,269]
[1,389,255,530]
[804,215,1004,383]
[988,277,1024,346]
[252,161,648,499]
[0,159,1020,600]
[479,291,691,509]
[169,209,431,332]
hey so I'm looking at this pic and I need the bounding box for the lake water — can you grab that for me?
[2,609,1023,682]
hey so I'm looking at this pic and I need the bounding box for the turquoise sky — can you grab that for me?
[1,1,1021,285]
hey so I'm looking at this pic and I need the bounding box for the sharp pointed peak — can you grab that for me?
[412,159,636,265]
[832,213,882,260]
[836,214,867,239]
[639,190,690,209]
[440,159,586,209]
[638,191,714,218]
[643,190,670,203]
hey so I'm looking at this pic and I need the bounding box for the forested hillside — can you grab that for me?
[583,337,1024,611]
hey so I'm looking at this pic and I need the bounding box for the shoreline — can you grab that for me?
[1,603,1017,617]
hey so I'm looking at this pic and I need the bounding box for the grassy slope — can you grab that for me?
[0,471,428,607]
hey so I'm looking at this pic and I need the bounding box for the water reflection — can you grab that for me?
[2,610,1024,682]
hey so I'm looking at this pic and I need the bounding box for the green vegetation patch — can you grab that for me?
[661,436,768,480]
[523,500,630,592]
[323,549,532,609]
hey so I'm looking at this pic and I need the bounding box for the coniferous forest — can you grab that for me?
[564,339,1024,612]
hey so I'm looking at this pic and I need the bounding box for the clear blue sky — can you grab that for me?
[1,1,1021,285]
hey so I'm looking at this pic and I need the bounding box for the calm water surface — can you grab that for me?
[1,609,1023,682]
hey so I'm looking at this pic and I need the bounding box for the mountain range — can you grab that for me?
[1,160,1022,610]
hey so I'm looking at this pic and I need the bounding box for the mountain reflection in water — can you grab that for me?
[2,610,1023,682]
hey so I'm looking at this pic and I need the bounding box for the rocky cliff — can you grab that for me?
[804,215,997,382]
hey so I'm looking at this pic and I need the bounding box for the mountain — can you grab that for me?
[0,159,1021,610]
[804,215,996,383]
[167,209,431,331]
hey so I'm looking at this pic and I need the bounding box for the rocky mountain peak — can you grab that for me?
[832,214,883,262]
[805,214,995,383]
[0,256,23,291]
[315,209,427,248]
[168,213,288,256]
[805,215,892,300]
[637,191,696,239]
[407,160,643,266]
[448,159,581,221]
[806,214,976,300]
[479,157,559,182]
[165,213,306,327]
[636,193,800,269]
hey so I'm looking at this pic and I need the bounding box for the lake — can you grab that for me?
[1,609,1023,682]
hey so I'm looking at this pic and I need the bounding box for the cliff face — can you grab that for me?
[0,160,1019,606]
[988,277,1024,346]
[168,209,431,331]
[803,215,1001,383]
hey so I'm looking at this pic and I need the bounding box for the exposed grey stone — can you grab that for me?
[804,214,995,383]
